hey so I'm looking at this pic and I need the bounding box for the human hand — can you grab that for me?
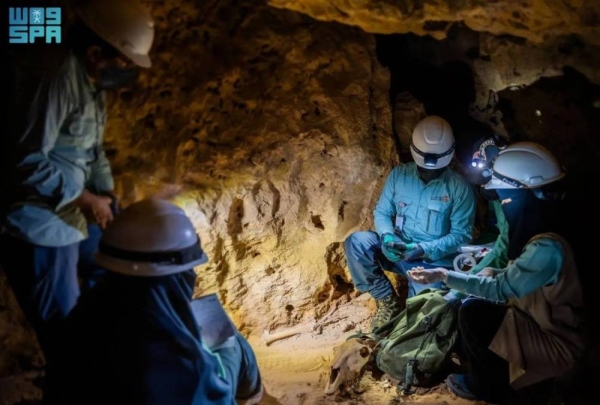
[100,190,120,215]
[402,243,424,262]
[74,189,114,229]
[381,233,405,262]
[407,266,448,284]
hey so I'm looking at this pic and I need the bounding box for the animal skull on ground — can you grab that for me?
[324,338,373,395]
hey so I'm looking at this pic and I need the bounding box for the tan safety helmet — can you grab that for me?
[74,0,155,67]
[96,199,208,277]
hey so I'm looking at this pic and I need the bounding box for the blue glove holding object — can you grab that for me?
[381,233,406,262]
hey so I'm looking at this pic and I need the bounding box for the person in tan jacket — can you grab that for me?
[408,142,586,403]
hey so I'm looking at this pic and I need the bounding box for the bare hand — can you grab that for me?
[476,267,497,278]
[74,189,114,229]
[407,266,448,284]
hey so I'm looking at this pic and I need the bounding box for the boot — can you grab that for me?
[371,294,403,331]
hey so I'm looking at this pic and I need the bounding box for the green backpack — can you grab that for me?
[373,289,460,393]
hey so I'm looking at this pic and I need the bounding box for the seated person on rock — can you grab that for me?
[408,142,586,404]
[64,198,264,405]
[344,115,477,331]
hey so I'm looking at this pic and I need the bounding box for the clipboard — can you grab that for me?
[190,293,237,349]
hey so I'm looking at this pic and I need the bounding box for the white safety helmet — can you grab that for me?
[95,199,208,277]
[410,116,455,169]
[74,0,154,68]
[485,142,565,190]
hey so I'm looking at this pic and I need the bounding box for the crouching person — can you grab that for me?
[408,142,586,404]
[64,198,263,405]
[344,116,477,331]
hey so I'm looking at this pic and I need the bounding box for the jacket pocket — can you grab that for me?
[426,203,450,237]
[396,196,413,216]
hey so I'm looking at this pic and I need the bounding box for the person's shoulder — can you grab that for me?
[527,234,565,252]
[445,168,475,193]
[48,49,80,87]
[391,162,415,176]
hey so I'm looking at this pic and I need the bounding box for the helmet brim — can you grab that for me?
[411,148,453,169]
[198,251,209,266]
[124,51,151,68]
[95,250,209,277]
[484,177,518,190]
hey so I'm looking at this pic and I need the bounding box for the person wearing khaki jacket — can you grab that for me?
[408,142,586,404]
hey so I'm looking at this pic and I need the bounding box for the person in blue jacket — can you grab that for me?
[344,116,477,331]
[64,199,264,405]
[1,1,154,401]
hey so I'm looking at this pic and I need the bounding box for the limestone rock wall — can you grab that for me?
[105,0,394,332]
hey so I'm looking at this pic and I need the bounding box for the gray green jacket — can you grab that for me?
[446,237,564,303]
[470,199,510,273]
[3,51,113,247]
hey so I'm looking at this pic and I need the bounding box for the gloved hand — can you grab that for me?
[402,243,424,262]
[381,233,405,262]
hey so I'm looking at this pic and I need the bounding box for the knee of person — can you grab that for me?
[343,233,357,253]
[458,298,482,327]
[344,231,373,254]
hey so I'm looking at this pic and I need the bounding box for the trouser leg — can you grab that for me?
[216,333,262,401]
[458,298,511,403]
[344,231,396,300]
[344,231,445,299]
[0,235,79,405]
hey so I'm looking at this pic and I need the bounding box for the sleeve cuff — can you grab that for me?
[445,271,470,291]
[92,177,115,193]
[420,241,433,257]
[375,225,395,238]
[420,241,442,261]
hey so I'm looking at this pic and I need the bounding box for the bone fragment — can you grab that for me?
[261,322,315,346]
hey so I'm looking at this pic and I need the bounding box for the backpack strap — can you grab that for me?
[345,331,377,341]
[398,314,434,395]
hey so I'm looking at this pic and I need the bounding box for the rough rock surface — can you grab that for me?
[107,0,395,330]
[268,0,600,45]
[0,0,394,400]
[269,0,600,90]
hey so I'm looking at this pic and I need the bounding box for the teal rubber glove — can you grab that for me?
[402,243,424,262]
[381,233,405,262]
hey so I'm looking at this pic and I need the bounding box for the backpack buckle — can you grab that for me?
[398,359,418,395]
[423,315,432,332]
